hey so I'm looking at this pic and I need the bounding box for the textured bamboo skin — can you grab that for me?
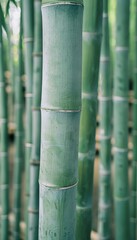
[13,9,24,240]
[28,0,42,239]
[0,26,9,240]
[22,0,34,237]
[98,1,112,239]
[130,1,137,238]
[76,1,103,239]
[39,3,83,239]
[113,0,130,239]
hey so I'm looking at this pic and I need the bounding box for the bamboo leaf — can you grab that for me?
[0,3,7,33]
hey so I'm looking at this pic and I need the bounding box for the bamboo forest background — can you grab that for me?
[0,0,137,239]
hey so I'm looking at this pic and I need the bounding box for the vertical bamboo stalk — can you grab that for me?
[13,6,24,239]
[0,25,9,240]
[28,0,42,239]
[130,0,137,238]
[113,0,130,239]
[22,0,34,237]
[39,1,83,239]
[98,0,112,239]
[76,1,103,239]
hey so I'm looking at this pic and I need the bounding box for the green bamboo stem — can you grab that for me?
[76,1,103,239]
[39,1,83,239]
[130,0,137,238]
[113,0,130,239]
[0,25,9,240]
[13,7,24,239]
[98,0,112,239]
[22,0,34,237]
[28,0,42,239]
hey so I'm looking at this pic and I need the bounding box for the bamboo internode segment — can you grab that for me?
[39,2,83,239]
[76,1,103,239]
[113,0,130,239]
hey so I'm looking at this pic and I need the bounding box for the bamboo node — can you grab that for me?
[113,147,128,153]
[100,57,110,62]
[98,135,111,140]
[115,196,129,201]
[25,143,32,148]
[41,107,81,112]
[99,203,111,209]
[33,52,43,56]
[39,181,78,190]
[115,46,129,52]
[42,2,83,8]
[30,160,40,165]
[78,151,95,161]
[24,37,33,43]
[25,93,33,98]
[82,92,97,100]
[28,208,39,214]
[103,13,108,18]
[113,96,128,102]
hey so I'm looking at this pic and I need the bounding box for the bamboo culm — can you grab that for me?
[39,1,83,239]
[98,0,112,239]
[130,0,137,238]
[22,0,34,238]
[28,0,42,239]
[113,0,130,239]
[76,1,103,239]
[0,25,9,240]
[13,6,24,239]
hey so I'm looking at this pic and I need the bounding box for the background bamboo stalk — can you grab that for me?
[76,1,103,239]
[113,0,130,239]
[22,0,34,237]
[0,25,9,240]
[130,0,137,238]
[13,5,24,239]
[39,1,83,239]
[98,0,112,239]
[28,0,42,238]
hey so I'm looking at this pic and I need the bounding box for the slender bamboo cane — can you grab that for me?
[98,0,112,239]
[22,0,34,237]
[76,1,103,239]
[0,25,9,240]
[13,6,24,239]
[28,0,42,239]
[130,0,137,238]
[39,1,83,239]
[113,0,130,239]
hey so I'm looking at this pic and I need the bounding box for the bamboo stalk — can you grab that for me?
[76,1,103,239]
[130,0,137,238]
[113,0,130,239]
[0,25,9,240]
[13,6,24,239]
[39,1,83,239]
[22,0,34,237]
[98,0,112,239]
[28,0,42,239]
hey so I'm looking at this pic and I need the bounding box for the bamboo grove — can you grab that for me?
[0,0,137,239]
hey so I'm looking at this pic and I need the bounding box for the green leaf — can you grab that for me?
[6,0,18,16]
[0,3,7,33]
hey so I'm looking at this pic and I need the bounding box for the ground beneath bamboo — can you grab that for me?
[8,137,132,240]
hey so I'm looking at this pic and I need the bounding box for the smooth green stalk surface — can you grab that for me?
[22,0,34,237]
[0,26,9,240]
[39,2,83,239]
[98,0,112,239]
[13,8,24,239]
[76,1,103,239]
[113,0,130,239]
[130,0,137,238]
[28,0,42,239]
